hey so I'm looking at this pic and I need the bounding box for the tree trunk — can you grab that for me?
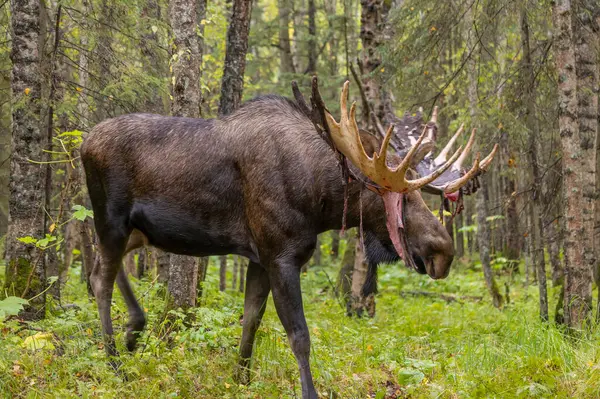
[278,0,295,74]
[218,0,253,116]
[501,129,520,270]
[72,21,94,291]
[197,0,208,115]
[44,4,64,301]
[291,0,305,73]
[466,4,503,309]
[3,0,46,319]
[330,230,340,260]
[125,252,136,276]
[346,0,390,316]
[73,0,94,295]
[93,0,114,123]
[238,257,246,292]
[306,0,317,74]
[466,202,474,256]
[169,0,200,119]
[197,257,209,300]
[495,23,518,267]
[219,255,227,291]
[454,211,464,258]
[137,249,147,278]
[548,220,564,286]
[157,250,170,284]
[324,0,338,76]
[311,235,321,266]
[167,0,202,308]
[521,6,548,321]
[80,219,95,296]
[0,7,9,238]
[359,0,387,124]
[553,0,597,329]
[336,233,356,302]
[348,239,375,317]
[140,0,165,114]
[477,183,503,309]
[232,256,239,290]
[168,255,198,309]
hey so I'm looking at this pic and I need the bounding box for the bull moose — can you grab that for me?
[81,78,496,398]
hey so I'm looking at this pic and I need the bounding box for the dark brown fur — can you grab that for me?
[81,95,453,399]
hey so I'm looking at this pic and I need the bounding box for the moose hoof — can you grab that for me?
[125,331,138,352]
[125,316,146,352]
[234,363,252,385]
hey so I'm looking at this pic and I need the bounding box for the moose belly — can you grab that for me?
[128,200,256,260]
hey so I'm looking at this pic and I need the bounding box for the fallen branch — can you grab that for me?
[399,290,482,303]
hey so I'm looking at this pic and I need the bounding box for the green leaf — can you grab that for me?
[17,236,38,245]
[72,205,94,221]
[431,209,452,217]
[493,256,509,264]
[22,332,55,351]
[397,368,425,385]
[58,130,84,138]
[486,215,505,222]
[0,296,29,320]
[37,234,57,249]
[458,225,477,233]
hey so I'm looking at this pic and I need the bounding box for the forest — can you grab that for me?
[1,0,600,397]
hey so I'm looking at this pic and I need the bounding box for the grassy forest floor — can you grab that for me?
[1,252,600,398]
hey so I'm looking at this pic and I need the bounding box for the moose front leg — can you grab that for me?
[270,261,317,399]
[237,261,271,383]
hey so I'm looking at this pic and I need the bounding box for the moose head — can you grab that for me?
[299,79,497,279]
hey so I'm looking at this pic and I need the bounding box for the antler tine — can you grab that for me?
[453,127,476,170]
[348,100,371,161]
[323,80,375,179]
[291,80,312,116]
[373,124,395,175]
[480,144,499,171]
[443,153,481,193]
[434,123,464,166]
[405,145,464,191]
[340,81,350,123]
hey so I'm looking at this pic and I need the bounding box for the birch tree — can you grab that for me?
[3,0,47,320]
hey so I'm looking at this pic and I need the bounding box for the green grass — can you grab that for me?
[1,255,600,398]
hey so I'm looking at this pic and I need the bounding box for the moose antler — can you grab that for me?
[407,107,498,196]
[322,81,479,193]
[291,77,336,151]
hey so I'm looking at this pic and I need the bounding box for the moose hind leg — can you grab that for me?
[116,267,146,351]
[270,262,317,399]
[114,230,148,351]
[90,227,130,365]
[237,261,271,384]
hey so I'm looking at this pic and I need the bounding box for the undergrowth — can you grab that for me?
[1,253,599,398]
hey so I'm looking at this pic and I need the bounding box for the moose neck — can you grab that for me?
[317,177,387,238]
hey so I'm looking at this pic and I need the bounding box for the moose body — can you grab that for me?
[82,94,456,398]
